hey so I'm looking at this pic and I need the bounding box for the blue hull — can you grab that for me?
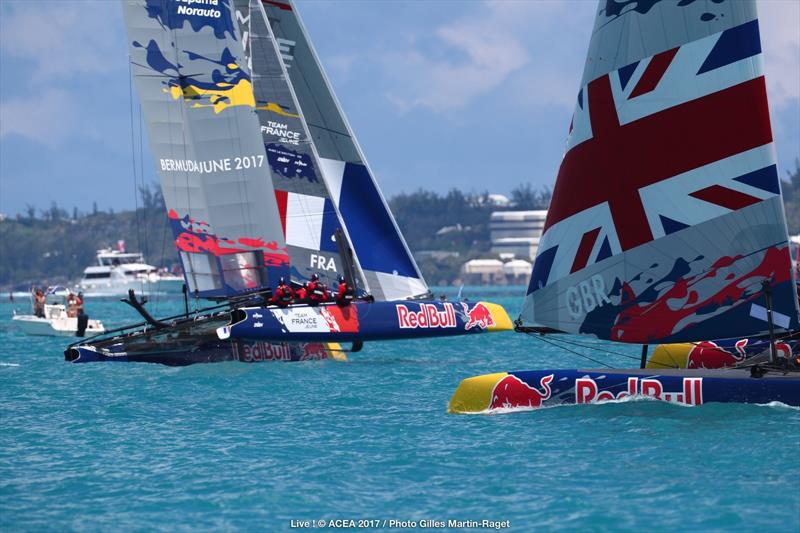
[448,368,800,413]
[219,299,512,342]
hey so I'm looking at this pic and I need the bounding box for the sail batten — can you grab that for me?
[522,0,799,344]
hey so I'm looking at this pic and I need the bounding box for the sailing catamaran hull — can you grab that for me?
[66,339,344,366]
[649,336,800,369]
[217,300,513,343]
[448,368,800,413]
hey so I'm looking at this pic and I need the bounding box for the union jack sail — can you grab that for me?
[521,0,799,343]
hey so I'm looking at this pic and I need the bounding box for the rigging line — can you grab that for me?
[128,59,143,257]
[524,332,614,368]
[139,100,149,264]
[542,335,647,363]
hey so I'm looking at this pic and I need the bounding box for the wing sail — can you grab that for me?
[231,0,366,291]
[261,0,429,301]
[123,0,289,299]
[521,0,799,343]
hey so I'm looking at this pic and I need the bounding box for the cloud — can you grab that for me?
[384,2,533,112]
[0,89,77,145]
[758,0,800,109]
[0,1,124,82]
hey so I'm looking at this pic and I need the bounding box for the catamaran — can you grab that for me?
[65,0,510,365]
[449,0,800,412]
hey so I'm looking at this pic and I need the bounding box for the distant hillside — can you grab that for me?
[2,166,799,289]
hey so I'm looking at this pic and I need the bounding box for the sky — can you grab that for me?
[0,0,798,217]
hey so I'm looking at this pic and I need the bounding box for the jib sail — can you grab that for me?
[123,0,289,299]
[521,0,799,343]
[261,0,429,301]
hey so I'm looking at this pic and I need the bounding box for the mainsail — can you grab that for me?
[521,0,799,344]
[231,0,361,290]
[124,0,289,299]
[261,0,429,301]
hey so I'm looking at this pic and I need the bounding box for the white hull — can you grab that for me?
[77,277,184,297]
[13,314,105,337]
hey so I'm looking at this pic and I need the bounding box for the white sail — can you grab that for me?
[123,0,289,298]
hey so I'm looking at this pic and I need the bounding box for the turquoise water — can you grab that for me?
[1,287,799,531]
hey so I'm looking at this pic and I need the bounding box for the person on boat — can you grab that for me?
[75,292,85,316]
[33,289,45,318]
[307,273,330,305]
[335,275,354,307]
[294,282,308,303]
[67,293,78,318]
[270,278,294,307]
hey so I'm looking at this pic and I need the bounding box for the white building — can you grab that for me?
[460,259,505,285]
[489,210,547,260]
[502,259,533,284]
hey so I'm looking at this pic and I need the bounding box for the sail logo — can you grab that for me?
[566,274,611,318]
[575,377,703,406]
[175,0,222,19]
[397,303,456,329]
[276,38,296,69]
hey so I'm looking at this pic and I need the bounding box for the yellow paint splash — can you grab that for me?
[256,101,300,118]
[168,76,256,114]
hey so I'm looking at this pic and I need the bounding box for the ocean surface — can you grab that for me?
[1,286,799,532]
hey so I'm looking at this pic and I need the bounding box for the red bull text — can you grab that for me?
[397,303,457,329]
[576,377,703,406]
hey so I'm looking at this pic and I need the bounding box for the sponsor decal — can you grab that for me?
[397,303,456,329]
[575,376,703,405]
[462,302,496,330]
[271,305,358,334]
[491,374,553,409]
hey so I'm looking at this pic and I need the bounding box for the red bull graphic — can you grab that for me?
[168,209,289,266]
[233,340,330,362]
[397,303,457,329]
[462,302,496,330]
[582,246,793,343]
[490,374,554,410]
[686,338,791,369]
[576,376,703,405]
[319,306,359,334]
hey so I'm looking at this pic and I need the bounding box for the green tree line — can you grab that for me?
[2,166,798,288]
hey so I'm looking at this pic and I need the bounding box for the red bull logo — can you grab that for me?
[397,303,456,329]
[462,302,495,330]
[235,341,293,362]
[575,377,703,405]
[490,374,553,409]
[301,343,330,361]
[686,339,791,369]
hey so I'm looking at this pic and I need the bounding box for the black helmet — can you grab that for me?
[278,277,286,285]
[310,273,319,281]
[338,275,345,283]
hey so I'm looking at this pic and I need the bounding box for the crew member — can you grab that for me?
[270,277,294,307]
[295,282,308,303]
[307,273,329,305]
[335,275,354,307]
